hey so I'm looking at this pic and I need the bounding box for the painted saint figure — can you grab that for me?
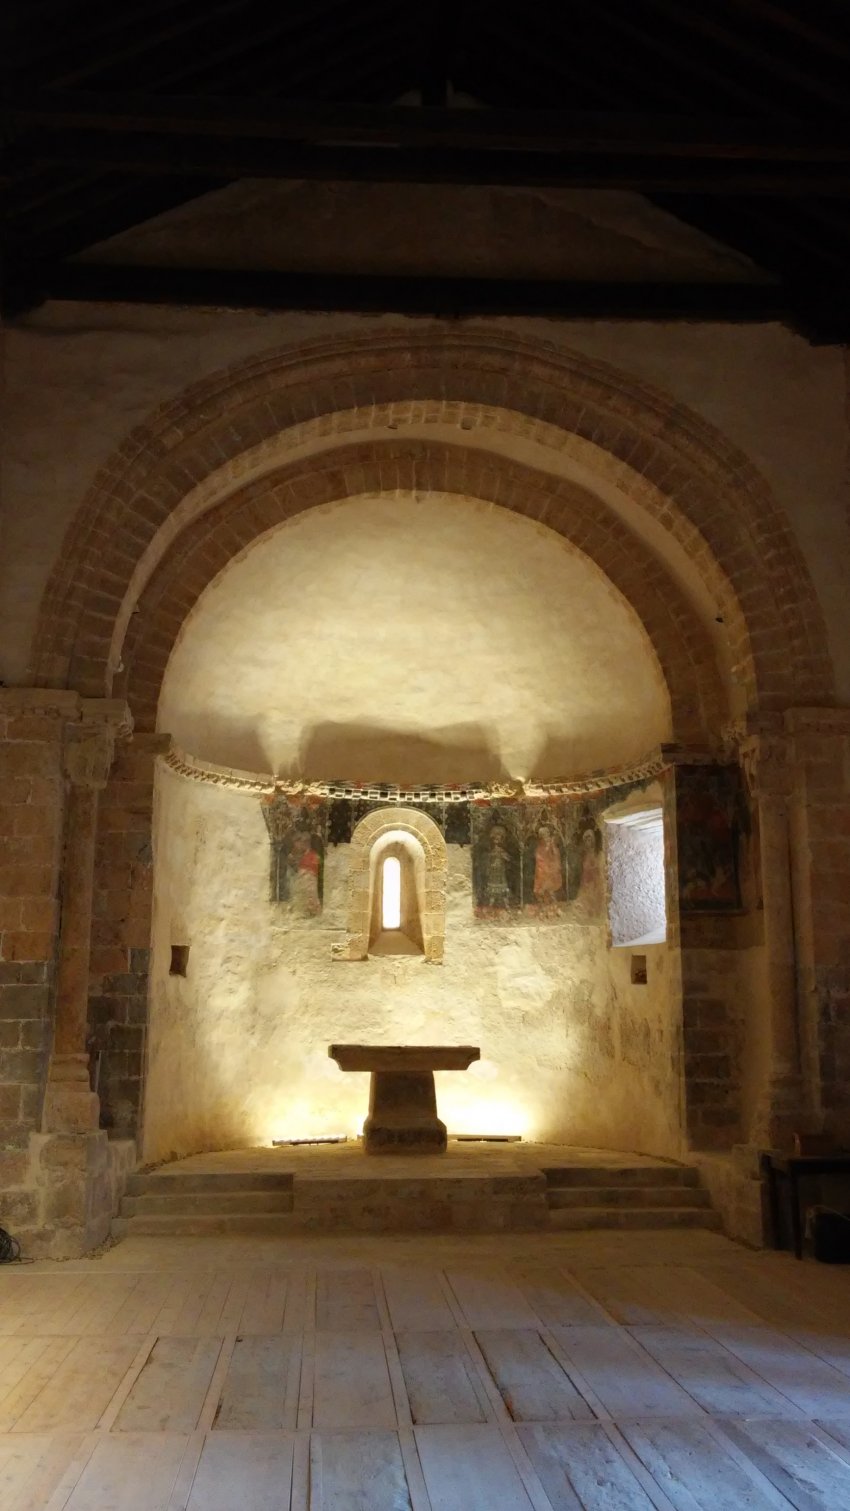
[571,824,605,921]
[485,825,513,909]
[532,823,563,907]
[287,830,322,916]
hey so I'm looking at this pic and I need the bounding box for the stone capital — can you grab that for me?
[738,731,792,801]
[63,701,133,789]
[64,723,116,789]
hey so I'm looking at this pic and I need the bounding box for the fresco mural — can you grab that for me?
[569,804,606,922]
[326,795,471,844]
[676,764,747,913]
[523,804,567,917]
[472,804,523,917]
[260,784,654,927]
[472,798,605,923]
[262,796,328,915]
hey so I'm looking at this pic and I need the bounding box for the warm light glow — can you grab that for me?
[382,855,401,929]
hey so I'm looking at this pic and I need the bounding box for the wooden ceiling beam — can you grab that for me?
[4,264,797,327]
[10,131,850,194]
[9,93,850,161]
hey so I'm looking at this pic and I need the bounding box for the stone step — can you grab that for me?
[547,1184,712,1210]
[549,1205,722,1231]
[292,1175,545,1202]
[541,1164,699,1188]
[112,1213,300,1238]
[120,1191,295,1217]
[125,1170,294,1196]
[112,1203,546,1237]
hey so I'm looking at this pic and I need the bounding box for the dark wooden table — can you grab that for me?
[764,1152,850,1258]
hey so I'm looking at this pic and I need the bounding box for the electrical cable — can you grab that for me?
[0,1227,23,1263]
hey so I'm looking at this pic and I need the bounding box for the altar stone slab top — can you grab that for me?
[329,1044,480,1073]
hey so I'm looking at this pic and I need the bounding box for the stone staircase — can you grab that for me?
[113,1171,296,1236]
[113,1157,720,1237]
[543,1163,721,1230]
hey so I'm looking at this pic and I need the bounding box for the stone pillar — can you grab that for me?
[784,709,850,1141]
[741,728,804,1149]
[89,732,167,1138]
[670,756,745,1153]
[42,715,122,1133]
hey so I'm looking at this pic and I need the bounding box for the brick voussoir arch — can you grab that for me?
[31,326,833,707]
[119,440,724,744]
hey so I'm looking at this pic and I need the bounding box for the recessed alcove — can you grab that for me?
[144,496,683,1164]
[169,944,190,976]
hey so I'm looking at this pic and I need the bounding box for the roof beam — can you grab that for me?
[9,93,850,161]
[4,262,824,333]
[10,131,850,194]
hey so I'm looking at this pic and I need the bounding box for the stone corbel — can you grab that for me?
[63,700,133,789]
[738,724,793,804]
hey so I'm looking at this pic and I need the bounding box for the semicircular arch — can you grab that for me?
[118,440,723,748]
[30,326,833,712]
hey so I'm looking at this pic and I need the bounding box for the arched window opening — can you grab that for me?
[382,856,401,930]
[367,834,425,958]
[338,807,446,964]
[604,805,667,947]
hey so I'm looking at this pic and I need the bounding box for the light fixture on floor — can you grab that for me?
[271,1135,349,1145]
[454,1134,522,1142]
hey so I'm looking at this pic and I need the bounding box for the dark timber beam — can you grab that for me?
[8,92,850,159]
[8,136,850,195]
[7,263,843,341]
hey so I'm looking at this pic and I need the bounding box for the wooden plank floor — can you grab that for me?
[1,1227,850,1508]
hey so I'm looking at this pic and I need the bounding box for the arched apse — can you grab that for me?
[151,488,680,783]
[30,327,833,718]
[129,448,720,752]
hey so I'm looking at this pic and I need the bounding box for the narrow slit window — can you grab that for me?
[382,856,401,930]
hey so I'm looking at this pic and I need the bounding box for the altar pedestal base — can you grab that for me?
[365,1070,447,1154]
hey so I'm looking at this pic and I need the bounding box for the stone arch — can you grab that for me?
[120,442,722,746]
[340,807,447,964]
[29,326,833,712]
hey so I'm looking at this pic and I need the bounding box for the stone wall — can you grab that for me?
[0,695,65,1165]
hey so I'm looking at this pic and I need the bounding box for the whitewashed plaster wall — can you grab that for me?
[145,764,683,1162]
[607,821,667,946]
[157,494,671,783]
[1,307,848,698]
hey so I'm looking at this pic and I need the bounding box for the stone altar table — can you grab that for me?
[329,1044,480,1154]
